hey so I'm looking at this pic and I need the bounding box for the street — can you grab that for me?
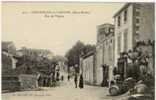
[2,78,127,100]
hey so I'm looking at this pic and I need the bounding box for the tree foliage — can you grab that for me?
[65,41,96,67]
[15,53,68,75]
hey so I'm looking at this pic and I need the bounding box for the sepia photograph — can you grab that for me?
[1,1,155,100]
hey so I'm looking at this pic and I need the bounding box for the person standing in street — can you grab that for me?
[74,74,78,88]
[56,71,60,81]
[79,74,84,89]
[67,74,70,81]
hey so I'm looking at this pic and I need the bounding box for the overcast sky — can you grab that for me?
[2,2,124,56]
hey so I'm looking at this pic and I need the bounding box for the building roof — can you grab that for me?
[97,23,114,29]
[113,3,131,18]
[82,51,95,59]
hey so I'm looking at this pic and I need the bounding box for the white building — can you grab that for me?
[96,23,115,85]
[81,51,96,85]
[114,3,155,66]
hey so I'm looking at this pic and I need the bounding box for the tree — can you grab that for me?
[15,48,54,75]
[65,41,96,73]
[65,41,85,67]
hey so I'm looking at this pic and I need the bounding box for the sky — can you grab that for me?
[2,2,125,56]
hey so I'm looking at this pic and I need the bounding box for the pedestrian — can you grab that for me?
[74,74,78,88]
[51,73,56,87]
[43,78,46,87]
[67,75,70,81]
[79,74,84,89]
[56,71,60,81]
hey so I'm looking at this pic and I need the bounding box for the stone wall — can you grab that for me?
[135,3,155,43]
[82,55,94,84]
[114,4,134,67]
[96,23,115,85]
[2,75,21,91]
[96,44,103,85]
[2,53,13,74]
[19,74,39,90]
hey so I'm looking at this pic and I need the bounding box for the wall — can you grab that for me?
[2,53,12,74]
[96,44,103,85]
[96,23,115,85]
[2,51,17,74]
[114,3,155,67]
[82,54,95,84]
[105,36,115,82]
[19,74,39,90]
[2,75,21,91]
[114,3,155,81]
[114,4,134,66]
[134,3,155,43]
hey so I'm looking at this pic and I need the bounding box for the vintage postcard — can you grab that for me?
[1,1,155,100]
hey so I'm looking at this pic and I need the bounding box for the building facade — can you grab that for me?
[80,51,96,85]
[96,23,115,85]
[114,3,155,67]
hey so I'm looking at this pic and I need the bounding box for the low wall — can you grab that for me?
[2,75,21,91]
[19,74,39,90]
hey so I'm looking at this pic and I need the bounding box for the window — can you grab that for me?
[124,30,128,52]
[135,4,141,9]
[135,10,140,16]
[135,32,140,41]
[136,18,140,23]
[108,45,112,61]
[117,16,121,27]
[110,39,112,43]
[136,26,140,31]
[117,34,121,54]
[124,10,128,23]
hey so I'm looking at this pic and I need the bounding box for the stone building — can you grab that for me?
[96,23,115,85]
[80,51,96,85]
[113,3,155,79]
[114,3,155,67]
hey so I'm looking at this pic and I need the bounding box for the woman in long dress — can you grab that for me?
[79,74,84,89]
